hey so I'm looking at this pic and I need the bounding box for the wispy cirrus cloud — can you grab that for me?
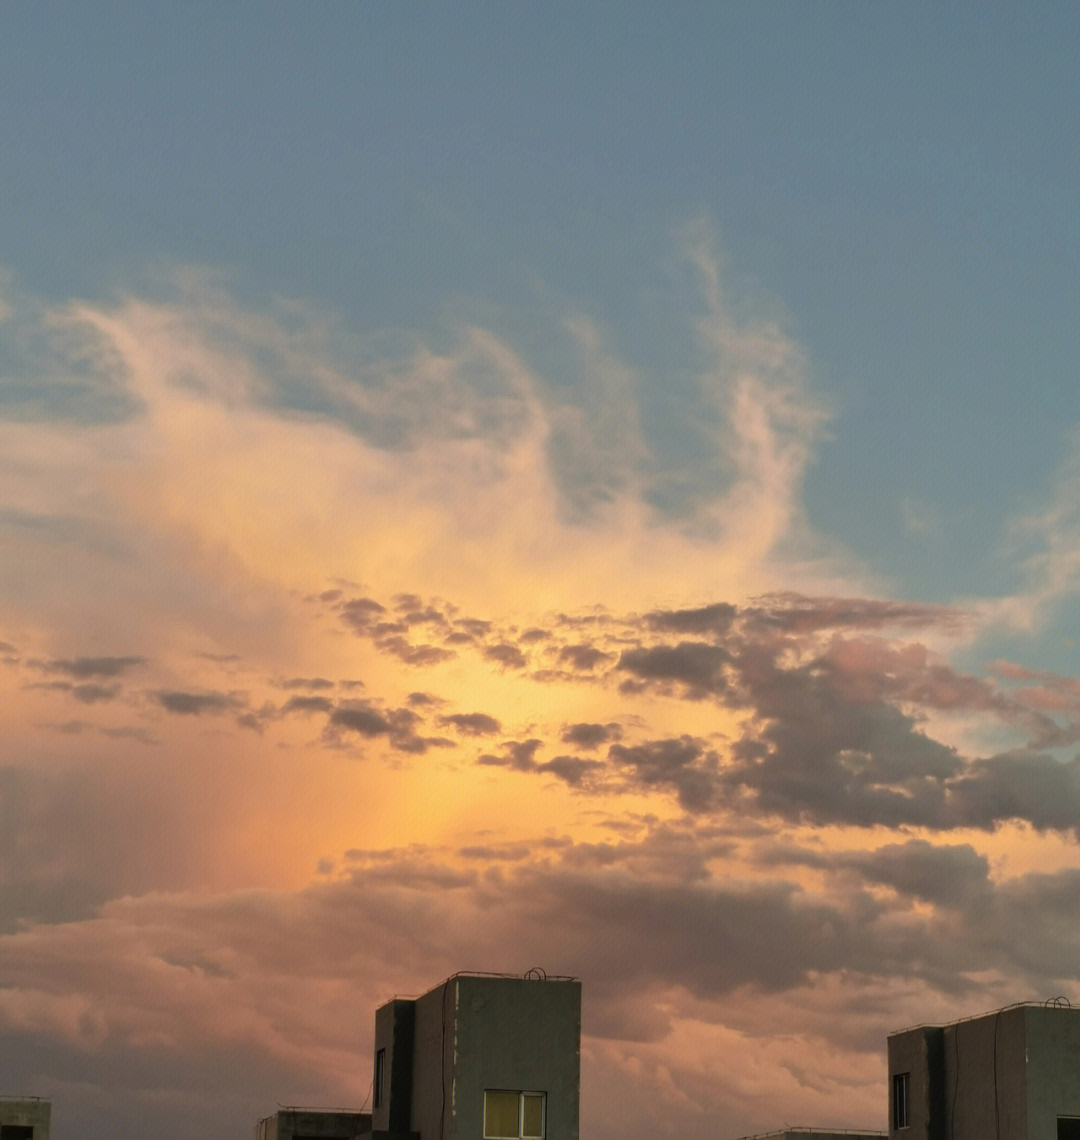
[4,237,1080,1140]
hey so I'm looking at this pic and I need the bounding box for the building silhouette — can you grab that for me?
[0,1096,50,1140]
[887,1002,1080,1140]
[728,1132,885,1139]
[256,982,1080,1140]
[258,971,580,1140]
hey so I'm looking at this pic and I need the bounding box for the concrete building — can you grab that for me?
[0,1097,50,1140]
[254,1108,371,1140]
[372,971,581,1140]
[257,971,580,1140]
[730,1131,885,1139]
[887,1002,1080,1140]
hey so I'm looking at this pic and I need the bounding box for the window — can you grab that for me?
[1058,1119,1080,1140]
[892,1072,909,1130]
[374,1047,386,1109]
[0,1128,34,1140]
[484,1090,545,1140]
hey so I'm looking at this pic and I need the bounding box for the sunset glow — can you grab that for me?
[3,5,1080,1140]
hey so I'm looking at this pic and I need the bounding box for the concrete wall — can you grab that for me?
[410,979,457,1140]
[259,973,578,1140]
[888,1026,944,1140]
[736,1132,886,1139]
[0,1098,50,1140]
[1023,1006,1080,1140]
[887,1005,1080,1140]
[255,1109,371,1140]
[373,998,417,1134]
[385,975,580,1140]
[942,1006,1027,1140]
[448,975,580,1140]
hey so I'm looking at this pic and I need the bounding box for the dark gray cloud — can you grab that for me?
[646,602,737,635]
[71,682,121,704]
[456,617,493,639]
[155,690,244,715]
[741,593,968,635]
[282,695,335,715]
[478,739,544,771]
[40,655,145,678]
[439,712,502,736]
[536,756,603,786]
[609,738,718,811]
[406,691,440,707]
[484,643,528,669]
[6,808,1080,1140]
[100,725,159,745]
[599,594,1080,835]
[29,679,120,703]
[0,764,205,931]
[302,829,1080,1022]
[338,596,386,633]
[841,840,992,910]
[324,589,1080,835]
[562,722,621,749]
[279,676,335,690]
[559,643,611,671]
[376,636,456,666]
[949,752,1080,833]
[326,700,444,754]
[328,704,391,736]
[335,594,458,665]
[617,641,730,697]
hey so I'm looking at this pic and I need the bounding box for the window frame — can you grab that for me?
[892,1071,910,1130]
[1057,1117,1080,1140]
[483,1089,546,1140]
[373,1047,386,1109]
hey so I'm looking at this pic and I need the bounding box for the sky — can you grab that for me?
[2,2,1080,1138]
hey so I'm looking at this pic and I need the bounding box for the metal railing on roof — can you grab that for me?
[890,995,1073,1037]
[731,1130,887,1139]
[390,968,578,999]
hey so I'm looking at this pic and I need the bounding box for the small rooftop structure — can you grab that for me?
[0,1096,51,1140]
[254,1108,371,1140]
[257,970,580,1140]
[731,1132,886,1140]
[734,1130,884,1140]
[887,1000,1080,1140]
[372,970,581,1140]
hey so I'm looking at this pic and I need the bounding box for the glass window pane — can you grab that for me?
[374,1048,385,1108]
[485,1090,520,1139]
[522,1094,545,1138]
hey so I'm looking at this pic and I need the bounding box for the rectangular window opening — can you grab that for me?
[485,1090,546,1140]
[1058,1118,1080,1140]
[893,1071,909,1130]
[374,1047,386,1109]
[522,1093,545,1139]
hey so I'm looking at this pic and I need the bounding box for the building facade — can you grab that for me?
[255,1109,372,1140]
[887,1003,1080,1140]
[372,972,581,1140]
[730,1131,886,1139]
[257,971,580,1140]
[0,1097,50,1140]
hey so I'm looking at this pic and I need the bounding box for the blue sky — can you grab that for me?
[3,5,1080,1140]
[6,1,1078,616]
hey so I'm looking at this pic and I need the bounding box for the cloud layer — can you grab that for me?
[3,246,1080,1140]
